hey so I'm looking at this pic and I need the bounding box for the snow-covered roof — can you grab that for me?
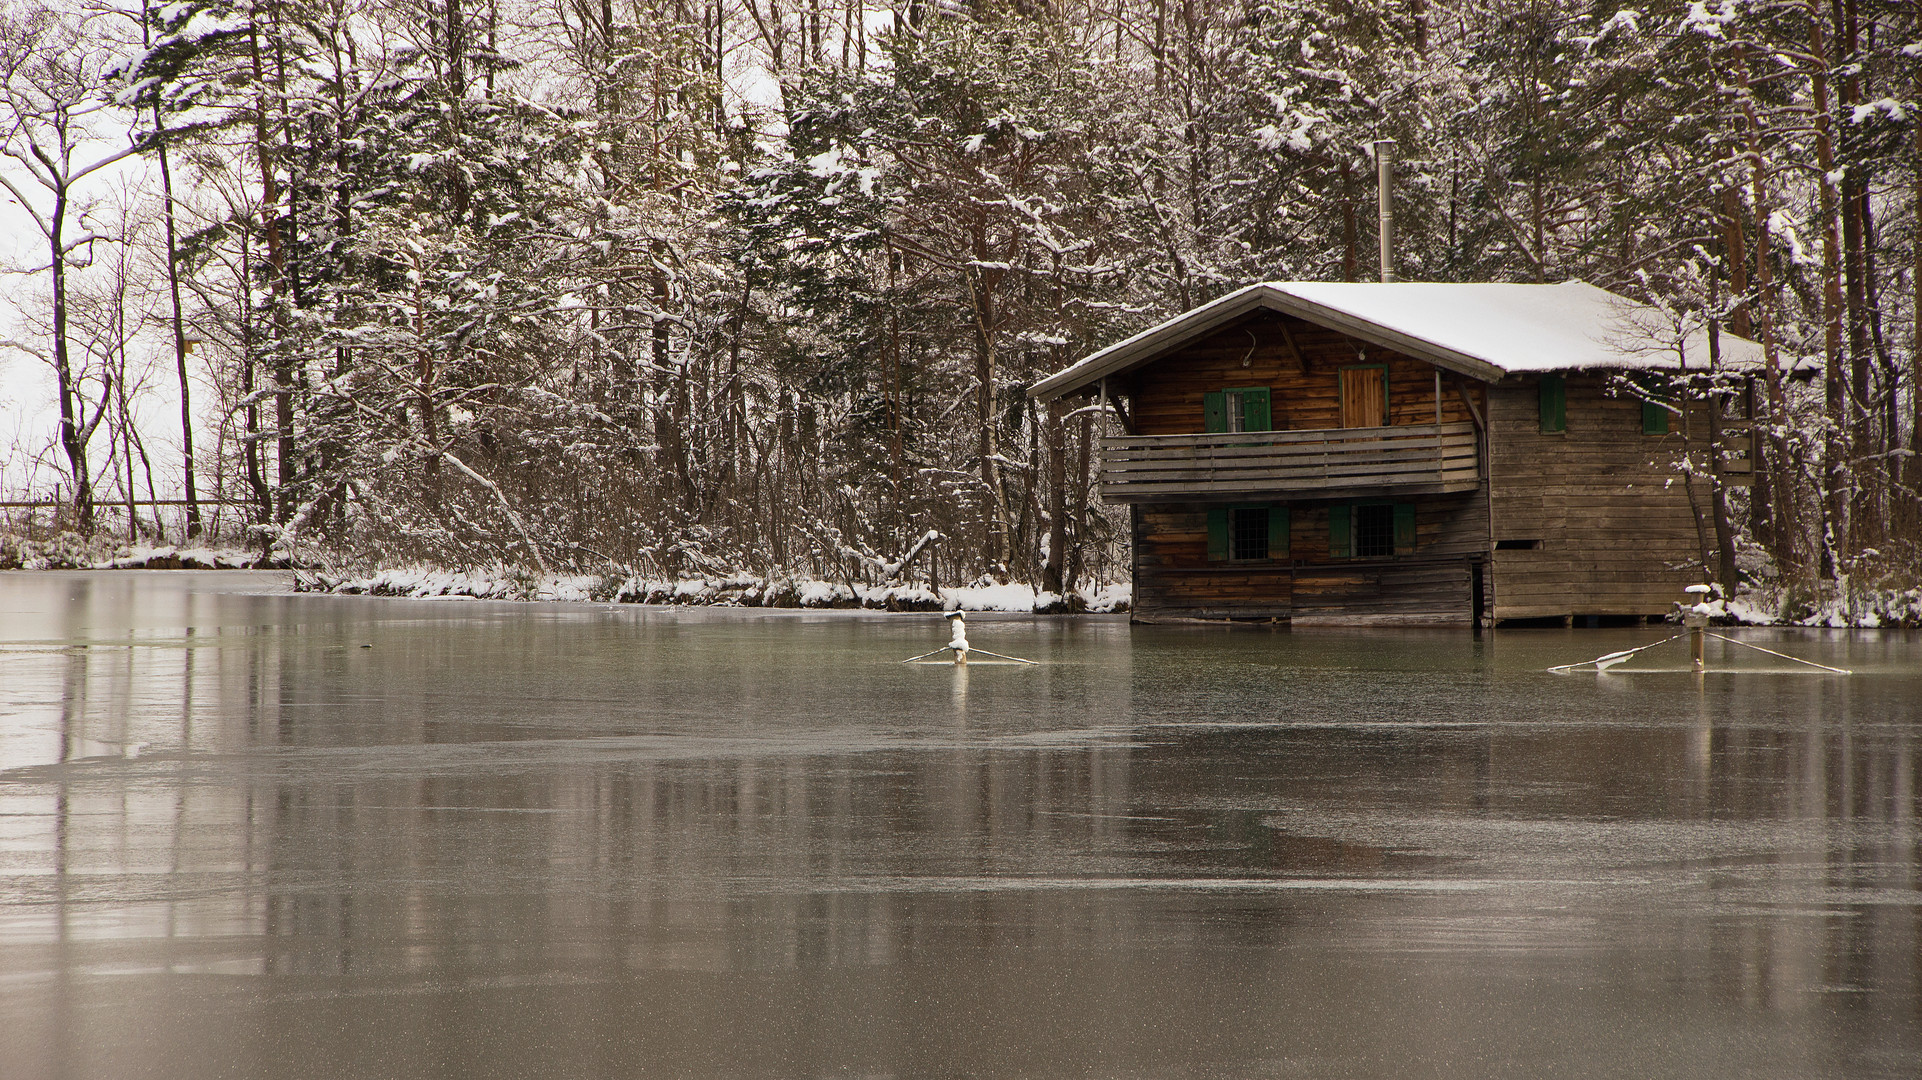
[1030,281,1769,400]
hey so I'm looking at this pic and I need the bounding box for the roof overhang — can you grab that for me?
[1029,281,1770,401]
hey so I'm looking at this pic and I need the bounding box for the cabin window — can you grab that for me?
[1339,365,1388,428]
[1635,373,1671,434]
[1204,387,1272,433]
[1207,504,1290,562]
[1329,501,1415,558]
[1539,374,1566,433]
[1354,504,1396,557]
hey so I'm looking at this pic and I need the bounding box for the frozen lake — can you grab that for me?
[1,570,1918,1078]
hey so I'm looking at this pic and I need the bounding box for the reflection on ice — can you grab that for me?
[0,571,1917,1079]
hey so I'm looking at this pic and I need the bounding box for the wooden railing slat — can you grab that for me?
[1097,421,1481,501]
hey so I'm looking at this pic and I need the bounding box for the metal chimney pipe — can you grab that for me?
[1374,139,1396,283]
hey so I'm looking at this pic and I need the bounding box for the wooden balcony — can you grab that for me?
[1099,421,1481,503]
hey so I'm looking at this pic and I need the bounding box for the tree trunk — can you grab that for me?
[49,185,96,533]
[249,16,295,526]
[1340,160,1358,282]
[1706,297,1739,593]
[1837,0,1875,554]
[968,260,1009,570]
[143,0,200,540]
[1807,7,1846,579]
[1912,65,1922,533]
[1042,396,1066,595]
[238,235,270,525]
[1733,42,1798,574]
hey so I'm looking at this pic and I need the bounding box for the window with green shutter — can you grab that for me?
[1205,387,1272,433]
[1207,504,1288,562]
[1393,502,1415,555]
[1635,373,1671,434]
[1206,506,1230,560]
[1539,374,1566,433]
[1642,397,1669,434]
[1328,503,1351,559]
[1333,502,1415,558]
[1232,388,1271,432]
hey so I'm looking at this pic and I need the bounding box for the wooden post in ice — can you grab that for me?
[1684,584,1712,672]
[946,611,969,666]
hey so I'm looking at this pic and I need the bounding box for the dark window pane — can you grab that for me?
[1230,507,1269,561]
[1354,503,1395,558]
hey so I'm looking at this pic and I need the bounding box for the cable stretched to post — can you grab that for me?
[1549,584,1851,675]
[900,611,1037,666]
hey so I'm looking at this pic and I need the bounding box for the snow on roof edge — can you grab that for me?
[1030,281,1771,400]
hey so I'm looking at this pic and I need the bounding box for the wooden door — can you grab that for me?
[1340,366,1387,428]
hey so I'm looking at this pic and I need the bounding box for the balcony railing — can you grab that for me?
[1099,421,1481,503]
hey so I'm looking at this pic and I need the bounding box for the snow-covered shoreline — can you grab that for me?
[1,535,284,571]
[1691,588,1922,630]
[307,565,1133,614]
[7,534,1919,625]
[294,567,1918,626]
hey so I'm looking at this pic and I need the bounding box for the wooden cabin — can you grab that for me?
[1029,282,1761,626]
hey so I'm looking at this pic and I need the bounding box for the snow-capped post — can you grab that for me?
[1684,584,1713,671]
[1373,139,1396,283]
[947,610,969,665]
[900,613,1035,666]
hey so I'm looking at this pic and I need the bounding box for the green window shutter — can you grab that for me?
[1268,504,1290,558]
[1242,388,1272,433]
[1206,507,1229,561]
[1637,374,1669,434]
[1642,396,1668,435]
[1540,374,1565,433]
[1328,504,1351,559]
[1393,503,1416,555]
[1203,392,1227,433]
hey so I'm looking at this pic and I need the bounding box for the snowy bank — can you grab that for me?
[1704,582,1922,630]
[0,533,284,571]
[309,566,1132,614]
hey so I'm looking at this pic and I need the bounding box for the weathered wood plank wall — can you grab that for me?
[1119,312,1478,436]
[1131,489,1489,624]
[1487,375,1707,619]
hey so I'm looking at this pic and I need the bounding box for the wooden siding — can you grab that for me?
[1486,374,1706,619]
[1131,489,1490,624]
[1099,422,1479,503]
[1118,311,1477,435]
